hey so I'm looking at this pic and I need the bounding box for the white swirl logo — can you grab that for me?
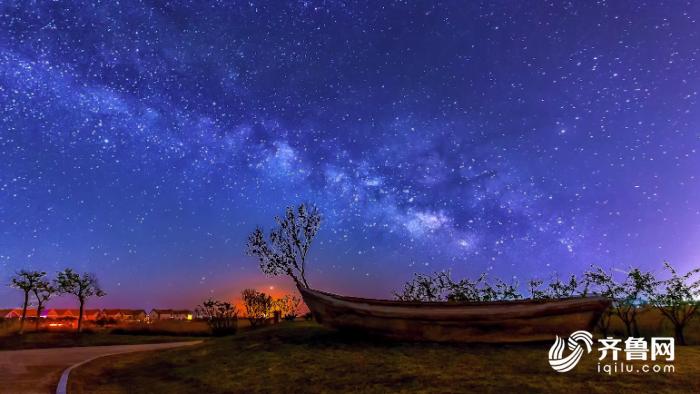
[548,330,594,373]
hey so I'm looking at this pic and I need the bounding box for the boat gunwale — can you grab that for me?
[299,286,610,309]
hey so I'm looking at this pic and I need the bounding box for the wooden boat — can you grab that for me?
[298,286,611,343]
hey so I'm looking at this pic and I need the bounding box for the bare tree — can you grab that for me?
[55,268,106,333]
[394,272,446,301]
[585,265,655,337]
[527,279,548,300]
[492,278,522,301]
[395,272,522,302]
[196,298,238,336]
[246,204,321,288]
[649,262,700,345]
[445,274,521,302]
[33,279,56,331]
[527,275,586,299]
[241,288,273,327]
[274,294,303,320]
[548,274,587,298]
[442,272,487,302]
[9,270,45,335]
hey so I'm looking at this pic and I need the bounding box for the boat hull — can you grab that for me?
[299,287,611,343]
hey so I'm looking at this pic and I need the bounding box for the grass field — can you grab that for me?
[69,321,700,394]
[0,331,203,351]
[0,317,255,339]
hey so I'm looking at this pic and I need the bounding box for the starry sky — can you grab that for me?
[1,1,699,309]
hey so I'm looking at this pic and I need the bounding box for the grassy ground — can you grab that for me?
[0,318,217,350]
[69,321,700,394]
[0,331,201,351]
[109,320,214,336]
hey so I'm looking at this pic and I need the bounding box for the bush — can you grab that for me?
[394,272,521,302]
[242,289,273,328]
[196,299,239,336]
[274,295,303,321]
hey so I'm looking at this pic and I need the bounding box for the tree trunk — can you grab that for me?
[35,303,43,331]
[631,318,640,337]
[77,299,84,333]
[674,325,686,346]
[623,320,633,337]
[19,291,29,335]
[597,314,610,337]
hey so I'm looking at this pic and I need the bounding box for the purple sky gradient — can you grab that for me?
[1,1,699,309]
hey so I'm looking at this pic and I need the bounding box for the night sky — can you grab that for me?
[1,1,699,309]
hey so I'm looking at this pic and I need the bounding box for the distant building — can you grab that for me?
[47,309,80,320]
[1,308,38,319]
[122,309,147,321]
[172,310,194,320]
[102,309,123,321]
[1,308,172,322]
[42,309,60,319]
[83,309,104,321]
[149,309,170,321]
[149,309,193,321]
[41,309,101,320]
[103,309,147,322]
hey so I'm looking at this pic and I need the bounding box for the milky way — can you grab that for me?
[1,2,699,307]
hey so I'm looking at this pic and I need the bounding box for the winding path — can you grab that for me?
[0,341,201,394]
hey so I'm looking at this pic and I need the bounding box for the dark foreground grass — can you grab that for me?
[0,331,199,351]
[69,321,700,394]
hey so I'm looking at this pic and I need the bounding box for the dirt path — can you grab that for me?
[0,341,201,394]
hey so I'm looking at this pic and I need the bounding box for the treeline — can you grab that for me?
[395,262,700,345]
[197,289,305,336]
[9,268,105,334]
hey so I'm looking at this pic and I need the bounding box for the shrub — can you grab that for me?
[394,271,521,302]
[196,298,239,336]
[242,289,273,328]
[274,295,303,321]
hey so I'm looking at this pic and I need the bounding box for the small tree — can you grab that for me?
[274,294,303,320]
[394,272,522,302]
[493,278,522,301]
[570,269,614,337]
[246,204,321,288]
[548,274,587,298]
[33,279,56,331]
[446,274,522,302]
[585,265,655,337]
[196,298,238,336]
[527,275,586,299]
[242,288,273,327]
[443,273,488,302]
[394,272,445,301]
[55,268,106,333]
[585,267,623,334]
[527,279,548,299]
[9,270,45,335]
[649,262,700,345]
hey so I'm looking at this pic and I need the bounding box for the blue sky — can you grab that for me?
[1,1,699,308]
